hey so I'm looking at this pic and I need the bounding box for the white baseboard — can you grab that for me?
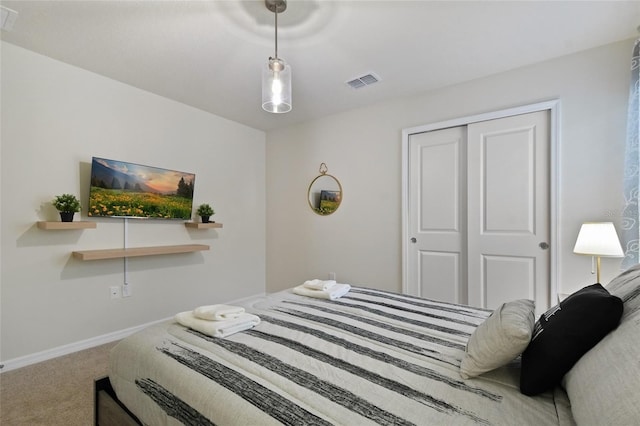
[0,316,171,373]
[0,291,266,373]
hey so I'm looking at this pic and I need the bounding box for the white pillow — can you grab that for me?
[460,299,535,379]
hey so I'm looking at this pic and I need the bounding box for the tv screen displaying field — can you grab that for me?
[88,157,195,219]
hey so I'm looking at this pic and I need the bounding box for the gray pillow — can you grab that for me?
[460,299,535,379]
[563,266,640,425]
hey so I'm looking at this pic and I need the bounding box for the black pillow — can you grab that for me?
[520,283,623,396]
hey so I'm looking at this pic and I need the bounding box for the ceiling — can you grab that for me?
[1,1,639,131]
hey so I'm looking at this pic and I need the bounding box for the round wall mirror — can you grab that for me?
[308,164,342,216]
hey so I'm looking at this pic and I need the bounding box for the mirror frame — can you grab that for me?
[307,172,343,216]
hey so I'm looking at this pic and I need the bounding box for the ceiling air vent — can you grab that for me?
[346,72,380,89]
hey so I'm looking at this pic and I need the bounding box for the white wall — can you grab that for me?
[0,42,266,363]
[266,38,633,296]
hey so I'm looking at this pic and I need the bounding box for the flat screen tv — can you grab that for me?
[88,157,195,219]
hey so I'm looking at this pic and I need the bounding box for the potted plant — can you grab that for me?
[52,193,81,222]
[196,203,214,223]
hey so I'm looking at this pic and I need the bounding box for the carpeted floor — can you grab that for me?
[0,341,119,426]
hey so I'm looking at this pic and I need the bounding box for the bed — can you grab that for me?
[108,266,640,425]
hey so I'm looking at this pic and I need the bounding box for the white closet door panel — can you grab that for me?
[419,141,459,231]
[483,130,534,233]
[482,255,536,308]
[468,111,549,311]
[408,127,467,302]
[418,251,460,303]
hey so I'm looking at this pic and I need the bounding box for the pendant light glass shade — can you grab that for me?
[262,57,292,113]
[262,0,291,113]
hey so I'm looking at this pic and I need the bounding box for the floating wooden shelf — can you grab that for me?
[38,221,97,230]
[184,222,223,229]
[72,244,209,261]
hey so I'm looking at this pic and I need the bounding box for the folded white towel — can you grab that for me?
[175,311,260,338]
[303,279,337,291]
[193,304,245,321]
[293,283,351,300]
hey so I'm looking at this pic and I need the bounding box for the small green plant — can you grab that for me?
[196,203,214,217]
[52,194,81,213]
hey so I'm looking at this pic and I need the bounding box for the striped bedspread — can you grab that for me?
[109,287,575,425]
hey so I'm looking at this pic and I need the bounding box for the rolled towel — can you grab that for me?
[194,304,245,321]
[303,279,337,291]
[293,283,351,300]
[175,311,260,338]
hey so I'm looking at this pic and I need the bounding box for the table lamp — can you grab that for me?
[573,222,624,283]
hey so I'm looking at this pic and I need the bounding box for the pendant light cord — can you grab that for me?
[274,7,279,59]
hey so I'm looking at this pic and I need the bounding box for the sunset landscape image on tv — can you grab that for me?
[88,157,195,219]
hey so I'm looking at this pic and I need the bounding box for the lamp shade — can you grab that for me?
[262,58,292,113]
[573,222,624,257]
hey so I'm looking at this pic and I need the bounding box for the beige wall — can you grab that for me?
[0,42,266,363]
[266,38,633,296]
[1,37,634,366]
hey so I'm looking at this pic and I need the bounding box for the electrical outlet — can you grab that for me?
[110,286,121,299]
[122,283,132,298]
[329,272,336,281]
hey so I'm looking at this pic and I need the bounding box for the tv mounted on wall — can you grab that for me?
[88,157,195,219]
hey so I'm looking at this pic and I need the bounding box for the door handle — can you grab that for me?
[410,237,417,243]
[539,242,549,250]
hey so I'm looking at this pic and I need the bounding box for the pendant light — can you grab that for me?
[262,0,292,113]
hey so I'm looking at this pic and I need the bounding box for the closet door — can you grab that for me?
[467,111,550,311]
[407,127,467,303]
[407,110,550,312]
